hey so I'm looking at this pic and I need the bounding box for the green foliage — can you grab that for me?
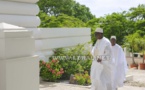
[123,29,145,63]
[37,0,74,16]
[138,35,145,63]
[74,71,91,85]
[128,4,145,20]
[86,4,145,46]
[37,1,145,47]
[49,43,92,79]
[37,0,95,22]
[139,36,145,51]
[126,4,145,35]
[124,32,141,52]
[39,59,64,82]
[38,2,145,54]
[73,3,95,22]
[124,30,145,52]
[87,12,129,45]
[38,11,86,28]
[86,18,103,45]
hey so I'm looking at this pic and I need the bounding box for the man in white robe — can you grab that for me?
[91,28,115,90]
[110,36,128,90]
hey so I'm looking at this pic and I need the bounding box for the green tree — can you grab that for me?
[128,4,145,20]
[37,0,75,16]
[139,36,145,63]
[86,17,105,45]
[127,4,145,33]
[73,3,95,22]
[124,31,141,64]
[102,12,128,45]
[87,12,129,45]
[38,11,85,28]
[37,0,95,22]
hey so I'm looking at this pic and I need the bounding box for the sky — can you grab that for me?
[75,0,145,17]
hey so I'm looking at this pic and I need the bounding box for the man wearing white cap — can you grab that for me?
[110,36,128,90]
[91,28,114,90]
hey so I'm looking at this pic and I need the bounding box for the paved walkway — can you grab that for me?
[119,86,145,90]
[127,69,145,83]
[40,70,145,90]
[40,81,145,90]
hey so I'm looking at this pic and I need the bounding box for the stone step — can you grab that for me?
[125,75,133,82]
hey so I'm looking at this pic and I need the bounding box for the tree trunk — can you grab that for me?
[143,52,144,63]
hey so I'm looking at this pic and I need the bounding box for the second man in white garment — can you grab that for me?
[110,36,128,90]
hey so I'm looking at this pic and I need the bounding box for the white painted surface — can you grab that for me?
[3,30,32,38]
[0,39,5,59]
[4,38,34,59]
[0,23,39,90]
[35,36,91,51]
[126,75,133,81]
[0,60,6,90]
[0,23,32,38]
[28,28,91,61]
[0,1,39,15]
[3,0,39,3]
[0,15,40,28]
[35,50,54,60]
[0,22,24,30]
[0,0,91,89]
[29,28,91,39]
[0,0,40,89]
[0,0,40,28]
[6,56,39,90]
[0,23,35,59]
[0,56,39,90]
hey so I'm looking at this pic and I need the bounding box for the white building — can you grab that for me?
[0,0,91,90]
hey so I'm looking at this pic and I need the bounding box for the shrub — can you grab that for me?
[49,43,92,80]
[39,59,64,82]
[74,71,91,85]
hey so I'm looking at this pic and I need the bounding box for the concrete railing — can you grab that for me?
[28,28,91,61]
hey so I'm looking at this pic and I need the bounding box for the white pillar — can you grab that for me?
[0,0,40,28]
[0,23,39,90]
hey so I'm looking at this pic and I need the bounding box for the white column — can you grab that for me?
[0,0,40,28]
[0,23,39,90]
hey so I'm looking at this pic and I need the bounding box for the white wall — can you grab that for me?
[28,28,91,61]
[0,0,91,61]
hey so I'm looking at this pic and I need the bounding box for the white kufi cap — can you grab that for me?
[110,36,116,40]
[95,28,103,33]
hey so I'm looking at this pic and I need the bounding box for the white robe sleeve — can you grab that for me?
[102,45,114,64]
[91,46,95,58]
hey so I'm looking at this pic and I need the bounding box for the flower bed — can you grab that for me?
[40,59,64,82]
[39,43,92,85]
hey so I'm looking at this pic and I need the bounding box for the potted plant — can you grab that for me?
[124,32,140,69]
[139,36,145,70]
